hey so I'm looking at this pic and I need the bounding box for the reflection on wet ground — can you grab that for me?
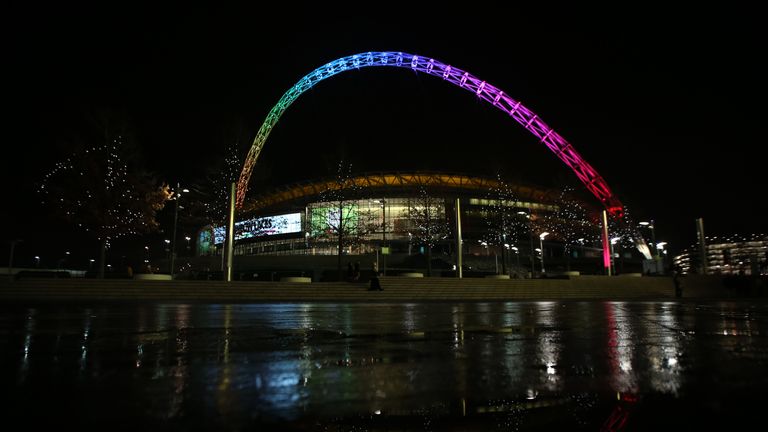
[1,301,767,430]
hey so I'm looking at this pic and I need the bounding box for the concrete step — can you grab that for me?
[0,277,675,302]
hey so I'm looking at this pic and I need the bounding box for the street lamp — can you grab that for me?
[539,232,550,274]
[170,185,190,278]
[8,239,23,280]
[379,199,386,276]
[518,210,535,277]
[639,220,658,259]
[610,237,621,275]
[407,232,412,256]
[510,245,520,269]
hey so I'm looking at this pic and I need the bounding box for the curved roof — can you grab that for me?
[243,172,567,214]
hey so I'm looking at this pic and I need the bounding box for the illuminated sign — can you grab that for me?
[214,213,302,244]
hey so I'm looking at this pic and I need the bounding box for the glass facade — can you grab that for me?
[673,234,768,275]
[199,196,566,258]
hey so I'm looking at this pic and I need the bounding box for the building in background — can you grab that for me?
[673,234,768,276]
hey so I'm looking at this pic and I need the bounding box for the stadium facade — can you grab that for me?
[195,172,623,275]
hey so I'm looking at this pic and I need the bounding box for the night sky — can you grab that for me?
[3,4,765,266]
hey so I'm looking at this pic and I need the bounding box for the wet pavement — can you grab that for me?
[1,301,767,430]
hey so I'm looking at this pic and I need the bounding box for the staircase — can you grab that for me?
[0,275,674,302]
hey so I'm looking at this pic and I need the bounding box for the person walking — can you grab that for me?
[673,265,683,298]
[353,261,361,281]
[369,261,382,291]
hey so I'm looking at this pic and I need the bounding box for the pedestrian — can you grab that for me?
[673,265,683,298]
[353,261,361,281]
[126,264,133,279]
[347,261,354,282]
[369,261,382,291]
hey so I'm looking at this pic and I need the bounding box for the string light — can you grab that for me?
[308,162,378,252]
[537,186,600,259]
[38,135,171,242]
[407,186,451,252]
[481,175,527,249]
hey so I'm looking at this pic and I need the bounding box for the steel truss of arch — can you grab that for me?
[237,51,623,217]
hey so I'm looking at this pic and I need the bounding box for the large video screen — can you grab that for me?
[214,213,302,244]
[310,204,358,237]
[197,229,214,255]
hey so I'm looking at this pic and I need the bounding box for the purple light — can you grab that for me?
[237,52,624,217]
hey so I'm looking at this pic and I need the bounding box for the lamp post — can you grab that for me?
[170,184,190,278]
[519,210,535,277]
[539,232,550,275]
[407,232,412,256]
[380,199,386,276]
[610,237,621,276]
[656,241,668,271]
[510,245,520,269]
[639,220,658,259]
[8,239,22,281]
[500,233,507,275]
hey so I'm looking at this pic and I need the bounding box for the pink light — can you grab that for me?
[236,52,624,217]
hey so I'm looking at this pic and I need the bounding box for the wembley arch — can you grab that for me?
[237,51,623,217]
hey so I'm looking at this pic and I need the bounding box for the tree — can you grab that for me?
[180,140,243,258]
[200,140,243,227]
[608,206,645,274]
[481,176,527,274]
[538,187,599,271]
[308,163,377,280]
[39,132,170,277]
[406,187,451,276]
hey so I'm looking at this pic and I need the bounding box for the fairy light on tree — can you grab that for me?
[308,162,377,280]
[607,206,640,273]
[39,133,170,278]
[406,187,451,276]
[178,140,244,261]
[207,141,242,225]
[481,175,527,275]
[538,186,600,272]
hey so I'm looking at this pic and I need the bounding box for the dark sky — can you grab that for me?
[2,4,766,264]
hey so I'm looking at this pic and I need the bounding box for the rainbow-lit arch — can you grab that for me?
[237,51,623,216]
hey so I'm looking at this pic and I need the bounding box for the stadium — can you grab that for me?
[193,172,640,280]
